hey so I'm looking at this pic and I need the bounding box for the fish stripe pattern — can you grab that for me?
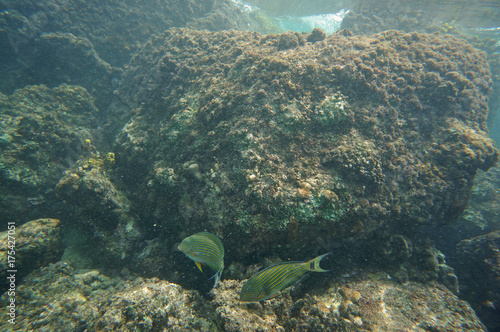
[178,232,224,289]
[240,253,331,301]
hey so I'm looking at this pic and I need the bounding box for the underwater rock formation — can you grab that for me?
[0,262,486,331]
[0,82,143,272]
[0,0,236,65]
[212,278,486,331]
[427,163,500,330]
[112,27,498,269]
[0,218,62,293]
[341,0,500,35]
[458,166,500,233]
[455,231,500,331]
[0,262,217,331]
[55,162,143,268]
[0,0,261,109]
[19,31,120,111]
[340,1,500,139]
[0,84,99,226]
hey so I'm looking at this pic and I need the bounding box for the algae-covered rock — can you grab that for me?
[0,0,262,109]
[212,279,294,331]
[112,28,498,267]
[335,280,486,331]
[0,218,62,293]
[0,84,99,226]
[210,278,485,331]
[0,262,218,332]
[0,261,485,332]
[55,163,143,268]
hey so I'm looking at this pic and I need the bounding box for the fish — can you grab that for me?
[240,253,331,302]
[178,231,224,289]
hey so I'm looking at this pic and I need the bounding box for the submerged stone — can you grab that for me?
[0,84,98,226]
[0,218,63,293]
[212,278,486,331]
[112,28,498,266]
[0,262,486,331]
[456,230,500,331]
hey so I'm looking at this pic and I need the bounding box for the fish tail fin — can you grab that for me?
[305,253,331,272]
[209,266,224,289]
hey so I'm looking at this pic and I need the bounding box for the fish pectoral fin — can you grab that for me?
[195,261,204,272]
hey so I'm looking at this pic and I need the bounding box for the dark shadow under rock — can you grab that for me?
[56,164,144,270]
[455,231,500,332]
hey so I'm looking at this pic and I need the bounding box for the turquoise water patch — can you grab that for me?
[276,10,348,34]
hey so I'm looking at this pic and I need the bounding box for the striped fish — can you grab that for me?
[240,253,331,301]
[178,232,224,289]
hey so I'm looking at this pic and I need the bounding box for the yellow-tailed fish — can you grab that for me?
[240,253,331,301]
[178,232,224,289]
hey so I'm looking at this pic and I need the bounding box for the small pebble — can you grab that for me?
[353,316,363,327]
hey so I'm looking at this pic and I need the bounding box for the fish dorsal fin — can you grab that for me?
[259,261,303,272]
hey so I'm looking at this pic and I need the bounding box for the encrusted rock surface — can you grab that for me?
[112,28,498,266]
[0,262,487,331]
[0,0,261,109]
[0,262,218,331]
[0,85,98,225]
[0,218,62,293]
[1,6,499,330]
[56,163,143,268]
[212,278,486,331]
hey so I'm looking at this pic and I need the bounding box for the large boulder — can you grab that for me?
[112,27,498,267]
